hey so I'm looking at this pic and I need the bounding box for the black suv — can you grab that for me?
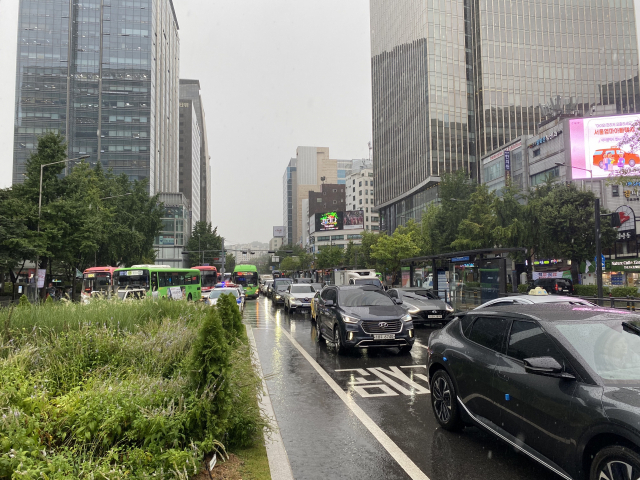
[315,285,414,354]
[533,277,574,295]
[427,304,640,480]
[271,278,293,306]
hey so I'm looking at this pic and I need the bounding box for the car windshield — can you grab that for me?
[403,290,438,300]
[210,289,238,299]
[291,286,314,294]
[339,289,396,307]
[555,321,640,383]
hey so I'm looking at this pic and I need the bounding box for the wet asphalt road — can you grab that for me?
[244,296,560,480]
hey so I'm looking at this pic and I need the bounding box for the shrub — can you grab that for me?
[518,284,529,294]
[0,298,265,477]
[610,286,639,298]
[17,295,30,308]
[573,285,612,297]
[216,294,246,344]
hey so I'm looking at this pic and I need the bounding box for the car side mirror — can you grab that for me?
[524,357,575,380]
[325,300,334,307]
[393,298,403,305]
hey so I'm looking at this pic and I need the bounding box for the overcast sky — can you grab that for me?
[0,0,373,245]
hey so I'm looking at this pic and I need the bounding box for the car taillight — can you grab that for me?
[555,284,558,292]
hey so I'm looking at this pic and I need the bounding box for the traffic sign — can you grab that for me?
[594,254,605,269]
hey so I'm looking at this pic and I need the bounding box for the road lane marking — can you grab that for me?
[246,326,295,480]
[278,327,431,480]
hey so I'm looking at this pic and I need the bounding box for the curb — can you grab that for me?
[246,325,295,480]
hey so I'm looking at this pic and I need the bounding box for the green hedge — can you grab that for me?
[0,297,264,478]
[518,284,530,293]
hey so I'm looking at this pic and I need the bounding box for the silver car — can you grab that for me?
[474,294,595,309]
[387,288,454,325]
[284,284,317,314]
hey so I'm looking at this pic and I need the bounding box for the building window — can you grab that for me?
[613,185,620,197]
[366,207,369,212]
[530,166,560,186]
[365,181,368,186]
[359,190,362,196]
[317,198,322,203]
[353,196,356,201]
[333,189,337,192]
[353,187,355,193]
[366,216,369,221]
[359,181,362,187]
[333,200,337,204]
[533,148,541,157]
[359,199,363,205]
[353,180,355,185]
[372,216,379,222]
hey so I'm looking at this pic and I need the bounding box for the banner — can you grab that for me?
[37,269,46,288]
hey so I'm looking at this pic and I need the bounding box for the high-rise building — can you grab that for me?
[178,99,201,223]
[282,146,338,246]
[12,0,180,194]
[346,167,380,232]
[154,192,191,268]
[370,0,640,233]
[179,80,211,224]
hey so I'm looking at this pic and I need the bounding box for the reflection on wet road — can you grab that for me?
[244,297,559,480]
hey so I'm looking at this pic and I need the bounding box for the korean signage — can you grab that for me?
[614,205,636,241]
[504,150,511,180]
[569,114,640,179]
[488,140,522,161]
[528,130,563,149]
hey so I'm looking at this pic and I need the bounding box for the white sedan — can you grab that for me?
[206,288,244,313]
[283,284,317,314]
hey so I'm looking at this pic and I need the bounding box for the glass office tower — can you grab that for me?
[13,0,180,194]
[371,0,640,233]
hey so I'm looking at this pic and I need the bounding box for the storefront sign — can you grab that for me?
[489,140,522,161]
[528,130,563,148]
[532,271,567,280]
[533,259,563,265]
[614,205,636,240]
[504,150,511,180]
[37,269,46,288]
[451,256,470,263]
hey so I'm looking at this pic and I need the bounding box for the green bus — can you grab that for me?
[232,265,259,299]
[114,265,202,301]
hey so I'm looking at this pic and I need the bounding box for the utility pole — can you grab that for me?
[221,238,226,275]
[595,198,603,303]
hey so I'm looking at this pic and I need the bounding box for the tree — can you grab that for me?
[359,230,381,268]
[280,256,300,274]
[225,253,236,273]
[344,241,363,268]
[370,230,420,284]
[315,246,344,270]
[186,222,223,267]
[533,183,616,283]
[450,185,498,251]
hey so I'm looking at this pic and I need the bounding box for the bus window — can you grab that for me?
[151,273,158,291]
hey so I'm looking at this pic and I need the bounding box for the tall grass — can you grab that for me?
[0,297,265,479]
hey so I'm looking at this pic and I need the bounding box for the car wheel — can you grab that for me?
[590,446,640,480]
[333,324,345,354]
[399,345,413,354]
[430,369,462,431]
[315,322,325,344]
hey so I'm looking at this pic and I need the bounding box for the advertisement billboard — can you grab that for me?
[569,114,640,179]
[315,211,343,232]
[343,210,364,230]
[273,226,285,238]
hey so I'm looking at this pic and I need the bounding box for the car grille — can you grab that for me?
[361,319,402,334]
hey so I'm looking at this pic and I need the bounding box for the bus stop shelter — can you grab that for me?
[402,248,527,309]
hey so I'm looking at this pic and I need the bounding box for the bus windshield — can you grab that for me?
[234,271,259,287]
[83,273,112,293]
[116,269,150,290]
[201,271,218,288]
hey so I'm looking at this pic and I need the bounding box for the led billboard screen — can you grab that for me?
[315,211,343,232]
[569,114,640,179]
[343,210,364,230]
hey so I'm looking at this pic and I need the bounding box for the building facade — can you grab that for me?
[179,79,211,223]
[178,100,201,223]
[371,0,640,233]
[154,192,190,268]
[13,0,180,194]
[346,167,380,231]
[282,146,338,246]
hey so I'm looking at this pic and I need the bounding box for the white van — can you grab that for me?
[332,269,384,289]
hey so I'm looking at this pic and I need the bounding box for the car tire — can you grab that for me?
[315,322,325,344]
[399,345,413,354]
[333,324,345,355]
[430,369,463,431]
[590,445,640,480]
[187,294,192,301]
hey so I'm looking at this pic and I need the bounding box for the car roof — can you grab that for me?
[332,285,383,291]
[463,303,640,323]
[480,295,584,305]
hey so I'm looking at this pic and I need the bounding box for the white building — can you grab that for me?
[269,237,284,252]
[346,167,380,231]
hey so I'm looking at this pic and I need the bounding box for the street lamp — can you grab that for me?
[555,162,593,191]
[34,155,90,301]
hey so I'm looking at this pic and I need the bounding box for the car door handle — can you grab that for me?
[496,371,509,382]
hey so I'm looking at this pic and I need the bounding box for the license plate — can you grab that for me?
[373,334,395,340]
[428,315,443,319]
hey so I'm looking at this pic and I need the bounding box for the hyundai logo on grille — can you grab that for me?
[378,322,389,328]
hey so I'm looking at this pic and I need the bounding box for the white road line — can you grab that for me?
[278,327,431,480]
[246,326,295,480]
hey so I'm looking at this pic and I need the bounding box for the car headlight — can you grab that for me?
[342,314,359,324]
[405,303,420,314]
[275,295,281,300]
[401,314,412,322]
[292,299,301,305]
[445,304,454,312]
